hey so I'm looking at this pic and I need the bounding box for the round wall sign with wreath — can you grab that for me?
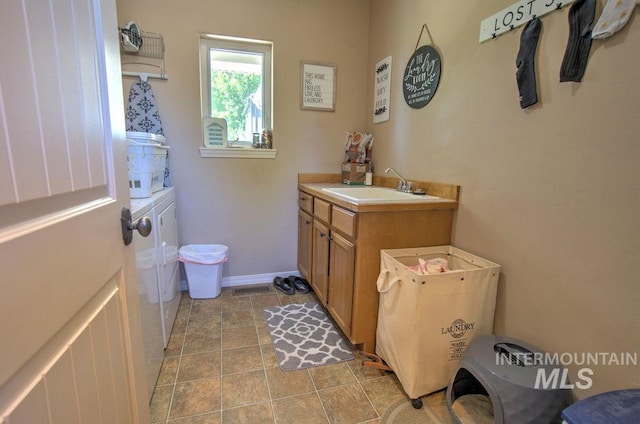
[403,24,441,109]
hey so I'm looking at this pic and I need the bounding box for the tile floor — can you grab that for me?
[150,284,455,423]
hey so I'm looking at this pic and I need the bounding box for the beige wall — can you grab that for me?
[366,1,639,398]
[116,0,370,277]
[116,0,639,397]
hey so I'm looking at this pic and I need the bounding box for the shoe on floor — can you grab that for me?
[273,276,295,295]
[288,276,311,294]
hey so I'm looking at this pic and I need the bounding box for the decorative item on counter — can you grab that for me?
[252,129,272,149]
[403,24,441,109]
[342,132,373,185]
[516,18,542,109]
[261,129,273,149]
[342,162,372,185]
[203,117,227,148]
[344,132,374,163]
[365,169,373,186]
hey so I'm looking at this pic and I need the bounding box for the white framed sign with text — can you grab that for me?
[373,55,392,123]
[301,62,336,111]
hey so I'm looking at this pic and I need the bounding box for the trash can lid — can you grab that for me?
[179,244,228,264]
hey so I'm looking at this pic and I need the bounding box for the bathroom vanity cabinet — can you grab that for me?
[297,174,460,353]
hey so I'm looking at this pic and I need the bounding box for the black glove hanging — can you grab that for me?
[559,0,596,82]
[516,18,542,109]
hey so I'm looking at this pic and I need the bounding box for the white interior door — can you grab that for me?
[0,0,149,422]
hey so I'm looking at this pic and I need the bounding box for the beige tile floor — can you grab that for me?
[150,284,455,424]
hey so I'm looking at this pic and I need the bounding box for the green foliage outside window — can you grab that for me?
[210,71,260,141]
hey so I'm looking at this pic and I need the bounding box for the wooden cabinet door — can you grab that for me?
[297,209,313,282]
[311,220,330,305]
[328,232,355,337]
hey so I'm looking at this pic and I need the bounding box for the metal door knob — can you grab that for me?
[133,216,152,237]
[121,207,153,245]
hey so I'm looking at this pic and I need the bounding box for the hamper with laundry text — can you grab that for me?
[375,245,500,404]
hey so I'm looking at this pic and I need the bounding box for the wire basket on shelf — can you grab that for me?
[119,23,167,79]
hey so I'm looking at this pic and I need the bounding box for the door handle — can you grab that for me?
[121,207,152,246]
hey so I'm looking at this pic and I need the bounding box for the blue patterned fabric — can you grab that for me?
[125,80,164,135]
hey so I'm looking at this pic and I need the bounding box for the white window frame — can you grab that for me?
[199,34,275,158]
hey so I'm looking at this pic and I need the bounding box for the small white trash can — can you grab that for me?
[179,244,228,299]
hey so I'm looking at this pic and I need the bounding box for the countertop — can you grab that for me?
[298,182,459,213]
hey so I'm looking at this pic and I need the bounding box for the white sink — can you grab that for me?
[321,186,441,203]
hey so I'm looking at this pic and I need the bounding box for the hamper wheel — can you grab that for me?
[411,398,423,409]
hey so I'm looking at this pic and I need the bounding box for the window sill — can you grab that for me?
[199,148,277,159]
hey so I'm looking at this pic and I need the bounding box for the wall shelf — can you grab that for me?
[119,26,168,80]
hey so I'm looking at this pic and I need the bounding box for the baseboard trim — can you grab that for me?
[180,270,300,291]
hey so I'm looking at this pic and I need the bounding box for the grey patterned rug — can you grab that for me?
[263,302,354,371]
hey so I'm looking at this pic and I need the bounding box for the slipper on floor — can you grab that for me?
[273,276,295,295]
[288,276,311,294]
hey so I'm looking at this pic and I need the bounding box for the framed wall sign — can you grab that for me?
[373,55,392,123]
[403,45,441,109]
[301,62,336,111]
[202,117,227,148]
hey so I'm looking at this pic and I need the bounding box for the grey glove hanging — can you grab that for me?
[559,0,596,82]
[516,18,542,109]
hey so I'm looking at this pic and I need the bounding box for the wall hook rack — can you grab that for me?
[479,0,574,43]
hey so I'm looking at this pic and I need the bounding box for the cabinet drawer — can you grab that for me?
[314,198,331,223]
[331,206,356,238]
[298,191,313,213]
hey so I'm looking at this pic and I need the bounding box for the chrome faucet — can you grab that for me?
[384,167,413,192]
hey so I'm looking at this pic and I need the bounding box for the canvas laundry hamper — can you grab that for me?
[375,245,500,403]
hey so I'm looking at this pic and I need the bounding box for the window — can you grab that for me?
[199,35,274,157]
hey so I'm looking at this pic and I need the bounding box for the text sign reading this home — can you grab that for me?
[302,64,335,111]
[479,0,574,42]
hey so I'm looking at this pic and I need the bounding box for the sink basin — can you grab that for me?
[321,186,441,203]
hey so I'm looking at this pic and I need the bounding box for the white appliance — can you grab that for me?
[131,187,181,401]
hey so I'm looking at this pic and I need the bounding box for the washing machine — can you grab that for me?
[130,187,181,401]
[150,187,181,348]
[131,196,164,402]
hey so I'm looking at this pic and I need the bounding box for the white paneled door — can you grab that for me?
[0,0,149,423]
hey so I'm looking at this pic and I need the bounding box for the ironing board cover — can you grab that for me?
[125,79,164,135]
